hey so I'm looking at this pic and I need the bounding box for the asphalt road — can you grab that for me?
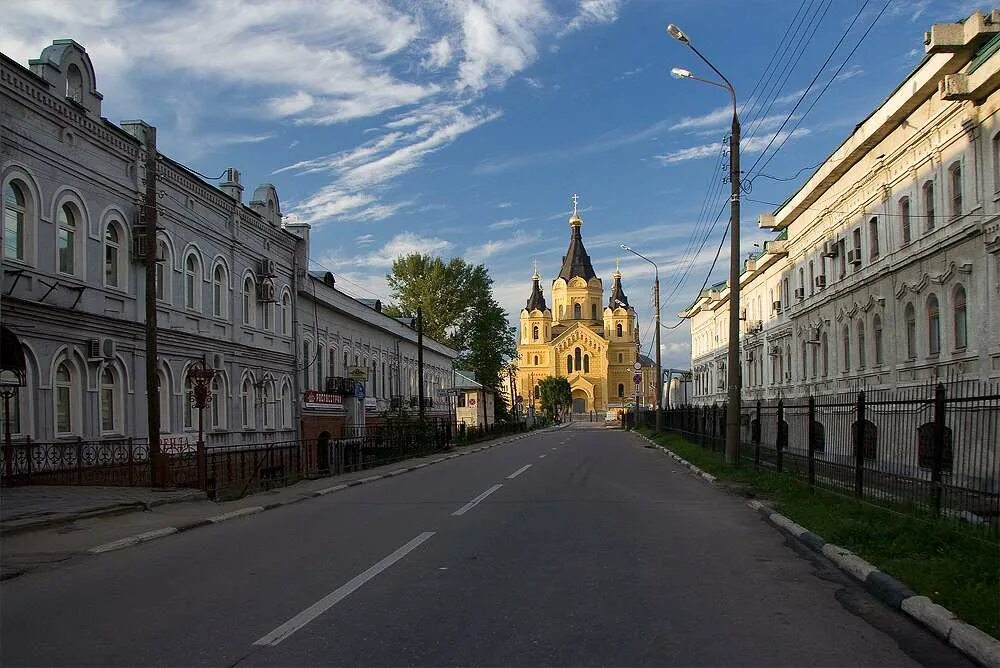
[0,423,971,667]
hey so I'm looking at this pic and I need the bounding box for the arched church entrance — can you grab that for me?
[571,389,588,413]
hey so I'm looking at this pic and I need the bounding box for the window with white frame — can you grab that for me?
[927,293,940,355]
[211,376,226,429]
[281,291,291,335]
[262,382,274,429]
[212,263,228,318]
[183,376,196,430]
[949,162,962,218]
[104,221,125,289]
[821,332,829,377]
[953,284,967,349]
[157,369,171,433]
[100,367,121,434]
[873,314,883,365]
[868,217,879,260]
[4,180,30,262]
[923,180,935,232]
[184,253,201,311]
[56,203,79,275]
[857,320,866,369]
[899,197,911,245]
[904,302,916,360]
[281,382,292,428]
[54,360,77,436]
[243,276,255,326]
[155,240,171,302]
[241,378,255,428]
[842,325,850,372]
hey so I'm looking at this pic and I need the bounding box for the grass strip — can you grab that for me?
[638,427,1000,638]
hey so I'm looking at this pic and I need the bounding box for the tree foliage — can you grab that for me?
[385,254,517,417]
[537,376,572,418]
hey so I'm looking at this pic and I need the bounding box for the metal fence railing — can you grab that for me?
[650,381,1000,538]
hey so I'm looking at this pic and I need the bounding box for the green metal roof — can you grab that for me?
[968,31,1000,74]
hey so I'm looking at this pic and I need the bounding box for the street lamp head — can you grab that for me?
[670,67,692,80]
[666,24,689,44]
[620,243,631,251]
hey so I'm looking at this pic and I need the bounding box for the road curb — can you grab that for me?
[82,426,559,559]
[634,432,1000,667]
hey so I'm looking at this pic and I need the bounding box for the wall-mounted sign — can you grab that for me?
[632,372,642,384]
[354,383,366,399]
[364,397,377,409]
[303,390,344,409]
[347,365,369,381]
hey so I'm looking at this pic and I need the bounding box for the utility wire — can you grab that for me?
[753,0,893,177]
[661,221,731,330]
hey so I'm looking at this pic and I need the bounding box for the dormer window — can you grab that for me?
[66,64,83,103]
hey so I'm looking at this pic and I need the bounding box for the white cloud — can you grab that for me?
[655,128,811,164]
[523,76,543,89]
[488,217,529,230]
[466,229,539,263]
[834,65,865,82]
[355,234,376,246]
[497,201,513,208]
[267,91,315,118]
[362,232,455,267]
[288,139,300,149]
[453,0,552,92]
[424,37,453,70]
[559,0,623,37]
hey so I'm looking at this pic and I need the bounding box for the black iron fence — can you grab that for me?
[653,381,1000,537]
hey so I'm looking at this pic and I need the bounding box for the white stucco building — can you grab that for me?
[684,11,1000,404]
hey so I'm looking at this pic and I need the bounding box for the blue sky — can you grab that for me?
[3,0,985,368]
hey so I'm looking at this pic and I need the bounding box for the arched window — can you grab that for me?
[211,376,226,429]
[155,240,171,302]
[617,383,624,398]
[243,276,255,326]
[54,361,76,435]
[583,354,590,373]
[949,162,962,217]
[183,377,196,430]
[821,332,829,377]
[281,382,292,428]
[800,340,807,381]
[262,382,274,429]
[953,285,967,349]
[532,325,539,340]
[57,203,78,275]
[260,285,273,331]
[317,348,325,391]
[281,291,292,335]
[873,315,883,365]
[618,352,623,363]
[899,196,911,244]
[927,294,940,355]
[904,303,916,360]
[842,325,850,371]
[104,222,124,289]
[157,369,170,433]
[857,320,866,369]
[574,347,582,371]
[853,419,877,462]
[591,303,597,320]
[100,367,121,434]
[616,322,623,337]
[785,345,791,381]
[213,263,228,318]
[241,378,255,428]
[559,305,564,319]
[810,341,817,379]
[184,253,201,310]
[66,63,83,102]
[533,355,539,365]
[923,180,935,232]
[574,303,582,319]
[371,360,378,397]
[917,423,954,472]
[3,180,28,262]
[566,355,573,375]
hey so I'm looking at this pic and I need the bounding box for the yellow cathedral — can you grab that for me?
[517,196,639,414]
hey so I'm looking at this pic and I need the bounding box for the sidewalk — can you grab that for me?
[0,425,565,581]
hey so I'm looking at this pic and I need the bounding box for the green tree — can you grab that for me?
[385,254,516,415]
[538,376,572,418]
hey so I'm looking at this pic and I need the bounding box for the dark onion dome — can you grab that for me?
[557,198,597,282]
[608,267,629,308]
[525,271,547,311]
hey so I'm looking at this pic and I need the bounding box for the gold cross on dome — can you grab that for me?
[571,193,579,216]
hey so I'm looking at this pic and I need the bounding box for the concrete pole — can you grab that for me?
[654,271,662,432]
[141,124,162,486]
[725,107,742,465]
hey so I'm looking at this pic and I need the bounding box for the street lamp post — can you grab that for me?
[1,371,25,480]
[620,244,662,433]
[667,23,741,464]
[187,359,217,490]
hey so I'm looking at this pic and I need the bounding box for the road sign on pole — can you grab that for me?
[633,362,642,371]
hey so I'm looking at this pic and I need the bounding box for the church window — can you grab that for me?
[616,322,623,337]
[574,303,582,319]
[532,325,539,340]
[591,303,597,320]
[566,355,573,374]
[618,353,623,363]
[574,347,581,371]
[617,384,624,398]
[583,354,590,373]
[533,355,539,365]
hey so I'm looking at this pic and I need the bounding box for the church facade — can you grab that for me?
[517,199,640,413]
